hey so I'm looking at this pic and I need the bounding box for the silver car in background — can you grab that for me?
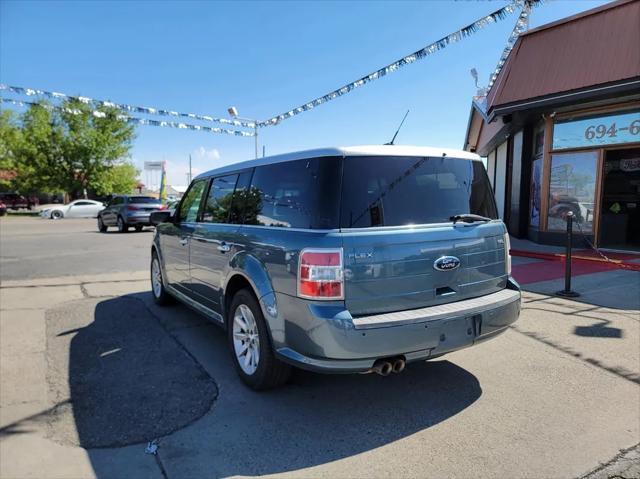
[41,199,105,219]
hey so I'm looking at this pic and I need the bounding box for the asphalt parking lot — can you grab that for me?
[0,217,152,280]
[1,217,639,479]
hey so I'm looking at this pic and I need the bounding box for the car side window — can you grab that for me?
[74,201,92,206]
[229,170,256,224]
[201,174,239,223]
[111,197,123,206]
[248,158,341,229]
[178,180,207,223]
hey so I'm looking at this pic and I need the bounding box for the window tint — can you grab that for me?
[229,170,257,224]
[129,196,161,204]
[202,174,238,223]
[178,180,207,223]
[73,201,93,206]
[341,156,497,228]
[249,157,341,229]
[111,197,123,205]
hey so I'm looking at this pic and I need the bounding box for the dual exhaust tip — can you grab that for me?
[371,357,406,376]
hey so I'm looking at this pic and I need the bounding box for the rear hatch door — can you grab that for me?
[342,223,507,316]
[339,153,506,317]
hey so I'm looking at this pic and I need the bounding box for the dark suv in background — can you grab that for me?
[97,195,166,232]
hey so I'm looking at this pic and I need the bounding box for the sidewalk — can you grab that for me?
[510,237,640,311]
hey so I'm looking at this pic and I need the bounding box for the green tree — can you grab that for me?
[0,110,20,188]
[57,99,136,198]
[0,99,136,198]
[12,103,64,193]
[94,161,140,196]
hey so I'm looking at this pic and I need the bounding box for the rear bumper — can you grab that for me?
[124,213,153,225]
[272,279,521,373]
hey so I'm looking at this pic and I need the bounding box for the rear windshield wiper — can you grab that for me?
[450,214,492,224]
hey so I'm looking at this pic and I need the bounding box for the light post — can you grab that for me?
[228,106,258,159]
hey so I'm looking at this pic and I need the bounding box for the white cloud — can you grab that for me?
[193,146,221,162]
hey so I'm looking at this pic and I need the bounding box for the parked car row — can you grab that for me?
[36,196,167,233]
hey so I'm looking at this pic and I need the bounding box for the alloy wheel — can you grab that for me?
[232,304,260,375]
[151,257,163,298]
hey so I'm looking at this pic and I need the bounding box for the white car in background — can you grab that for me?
[41,200,105,219]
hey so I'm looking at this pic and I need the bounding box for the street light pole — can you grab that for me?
[228,106,259,159]
[254,124,258,159]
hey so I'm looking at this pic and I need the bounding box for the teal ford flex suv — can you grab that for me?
[150,146,521,389]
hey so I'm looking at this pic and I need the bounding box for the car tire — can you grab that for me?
[51,210,64,220]
[227,289,291,390]
[151,251,173,306]
[117,216,128,233]
[135,225,144,232]
[97,216,107,232]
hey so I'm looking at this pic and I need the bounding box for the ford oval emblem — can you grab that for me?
[433,256,461,272]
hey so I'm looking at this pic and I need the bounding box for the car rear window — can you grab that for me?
[129,196,161,204]
[340,156,497,228]
[248,157,341,229]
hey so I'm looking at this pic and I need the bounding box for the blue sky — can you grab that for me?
[1,0,608,186]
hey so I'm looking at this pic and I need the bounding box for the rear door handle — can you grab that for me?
[217,242,231,253]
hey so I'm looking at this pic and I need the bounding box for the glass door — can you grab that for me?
[599,148,640,251]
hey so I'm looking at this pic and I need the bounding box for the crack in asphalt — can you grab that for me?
[578,443,640,479]
[0,277,147,289]
[510,325,640,385]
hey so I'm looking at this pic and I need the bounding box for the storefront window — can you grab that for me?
[529,124,544,227]
[530,158,542,227]
[547,151,598,232]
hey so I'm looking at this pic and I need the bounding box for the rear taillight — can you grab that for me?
[158,204,167,210]
[504,233,512,275]
[297,249,344,300]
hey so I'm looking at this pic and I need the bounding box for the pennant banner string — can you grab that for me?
[0,98,255,137]
[258,0,540,127]
[487,0,532,91]
[1,0,540,132]
[0,84,256,129]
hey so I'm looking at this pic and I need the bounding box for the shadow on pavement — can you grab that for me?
[43,292,481,477]
[45,295,218,449]
[133,296,484,477]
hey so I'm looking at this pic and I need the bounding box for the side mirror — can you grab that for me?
[150,211,173,226]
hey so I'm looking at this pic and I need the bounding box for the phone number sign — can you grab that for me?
[553,110,640,150]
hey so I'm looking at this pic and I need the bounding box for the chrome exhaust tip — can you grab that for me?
[392,358,406,374]
[372,360,393,376]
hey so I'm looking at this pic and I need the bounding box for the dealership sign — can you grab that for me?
[553,110,640,150]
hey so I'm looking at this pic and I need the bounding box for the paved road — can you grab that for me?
[1,218,639,479]
[0,217,152,280]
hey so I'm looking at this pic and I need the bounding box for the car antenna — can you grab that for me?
[384,109,409,145]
